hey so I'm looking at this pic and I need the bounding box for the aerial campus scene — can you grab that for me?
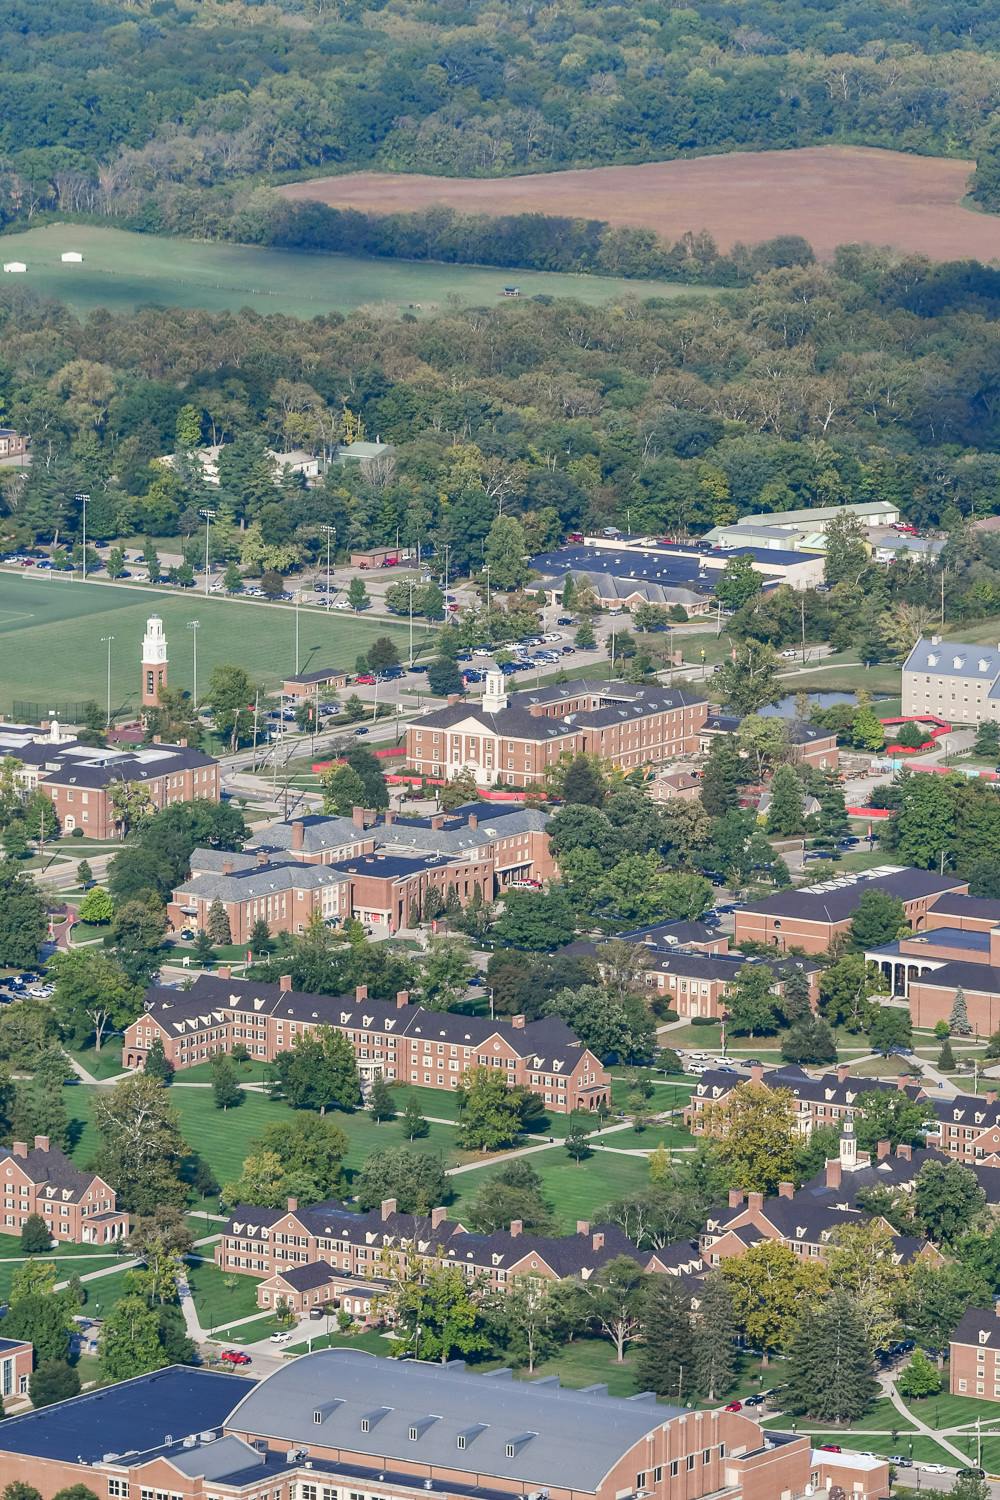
[9,8,1000,1500]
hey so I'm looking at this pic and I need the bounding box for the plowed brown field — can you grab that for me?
[279,145,1000,262]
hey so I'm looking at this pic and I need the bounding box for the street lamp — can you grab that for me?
[187,620,200,708]
[76,493,90,580]
[320,524,336,599]
[294,596,300,674]
[199,508,217,596]
[100,635,114,727]
[483,563,491,613]
[407,577,416,668]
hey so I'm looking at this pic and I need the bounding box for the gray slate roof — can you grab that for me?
[225,1348,683,1491]
[903,637,1000,682]
[175,858,349,903]
[737,866,964,924]
[413,681,706,741]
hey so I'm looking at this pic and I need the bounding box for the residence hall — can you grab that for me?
[951,1305,1000,1400]
[732,865,967,955]
[0,1135,128,1244]
[686,1061,926,1139]
[0,1348,890,1500]
[903,635,1000,725]
[169,804,556,938]
[863,891,1000,1035]
[0,720,218,837]
[122,973,610,1113]
[217,1196,686,1316]
[564,932,819,1021]
[698,712,839,770]
[405,675,708,788]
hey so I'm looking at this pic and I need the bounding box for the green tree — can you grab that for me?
[818,954,878,1031]
[3,1293,75,1364]
[494,887,576,950]
[222,560,243,594]
[702,1082,798,1194]
[402,1094,429,1140]
[50,948,144,1053]
[29,1359,80,1409]
[253,1114,349,1199]
[457,1066,523,1152]
[725,965,780,1037]
[206,664,260,752]
[467,1159,554,1235]
[546,985,656,1064]
[897,1347,942,1398]
[714,640,782,717]
[417,936,475,1011]
[94,1072,189,1214]
[143,1036,174,1085]
[388,1261,492,1364]
[426,657,465,696]
[561,754,607,808]
[347,577,370,612]
[781,1016,837,1064]
[868,1005,912,1055]
[849,889,907,950]
[207,899,232,945]
[700,735,742,817]
[0,861,46,969]
[823,512,871,588]
[495,1276,560,1373]
[368,1073,396,1122]
[19,1213,50,1253]
[950,986,973,1037]
[100,1294,168,1382]
[76,859,93,888]
[914,1160,987,1246]
[785,1290,876,1422]
[574,619,596,649]
[211,1052,243,1111]
[716,554,763,612]
[938,1037,956,1070]
[565,1115,593,1164]
[77,885,114,924]
[691,1274,738,1401]
[889,773,956,870]
[580,1255,646,1362]
[321,763,368,815]
[814,772,850,844]
[249,916,271,954]
[766,765,805,836]
[635,1274,694,1400]
[975,721,1000,759]
[355,1146,448,1214]
[2,1484,43,1500]
[721,1241,828,1360]
[483,514,528,591]
[777,966,812,1025]
[271,1026,359,1114]
[854,1090,927,1153]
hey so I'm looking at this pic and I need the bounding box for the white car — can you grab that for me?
[269,1330,293,1345]
[921,1466,948,1475]
[333,601,350,610]
[780,649,798,659]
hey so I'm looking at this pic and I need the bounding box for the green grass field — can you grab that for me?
[0,224,712,320]
[0,573,410,711]
[448,1146,652,1230]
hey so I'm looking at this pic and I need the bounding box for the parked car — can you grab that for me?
[354,727,368,736]
[219,1349,252,1365]
[889,1456,913,1468]
[922,1465,947,1475]
[742,1394,765,1407]
[957,1469,985,1480]
[309,1306,329,1320]
[780,649,797,659]
[354,673,376,685]
[723,1401,742,1412]
[269,1331,293,1344]
[557,616,575,625]
[818,1444,841,1454]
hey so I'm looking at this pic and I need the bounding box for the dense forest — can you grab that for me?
[6,245,1000,653]
[4,0,1000,236]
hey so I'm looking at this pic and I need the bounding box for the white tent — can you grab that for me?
[60,251,83,263]
[2,262,26,274]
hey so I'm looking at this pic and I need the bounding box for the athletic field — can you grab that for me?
[0,573,412,715]
[0,224,708,319]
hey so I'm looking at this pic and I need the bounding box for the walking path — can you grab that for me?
[885,1381,970,1468]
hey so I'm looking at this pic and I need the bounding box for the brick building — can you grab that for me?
[169,850,351,943]
[0,1349,884,1500]
[0,1340,32,1404]
[699,713,839,770]
[862,895,1000,1033]
[951,1305,1000,1400]
[902,635,1000,725]
[406,675,709,788]
[733,865,966,955]
[281,667,349,700]
[0,1136,128,1244]
[122,974,610,1113]
[0,720,218,838]
[686,1062,926,1138]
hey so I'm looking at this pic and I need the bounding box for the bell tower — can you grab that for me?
[482,668,509,714]
[141,615,168,707]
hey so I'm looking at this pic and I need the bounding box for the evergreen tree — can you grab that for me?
[29,1359,80,1409]
[950,986,973,1037]
[781,1017,838,1065]
[249,917,271,954]
[777,967,812,1025]
[211,1053,242,1111]
[635,1275,694,1401]
[19,1214,50,1254]
[76,860,93,888]
[562,755,606,807]
[700,736,741,817]
[207,899,232,945]
[143,1036,174,1085]
[565,1116,592,1164]
[368,1073,396,1123]
[0,861,46,969]
[974,721,1000,759]
[937,1037,956,1070]
[766,765,805,836]
[814,772,850,844]
[192,929,214,965]
[402,1094,429,1140]
[691,1275,739,1401]
[785,1290,877,1423]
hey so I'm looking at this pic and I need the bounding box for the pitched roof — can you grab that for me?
[0,1143,105,1202]
[952,1307,1000,1350]
[412,682,706,742]
[174,859,349,903]
[737,866,965,924]
[927,893,1000,923]
[904,637,1000,682]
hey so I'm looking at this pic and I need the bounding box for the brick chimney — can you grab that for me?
[896,1142,912,1161]
[778,1181,794,1198]
[468,814,478,830]
[876,1139,891,1160]
[11,1142,26,1159]
[177,737,187,749]
[431,1206,448,1230]
[279,974,292,992]
[33,1135,49,1153]
[384,809,395,826]
[825,1159,842,1189]
[747,1191,763,1212]
[352,806,367,830]
[287,1196,298,1212]
[381,1198,397,1221]
[728,1188,744,1208]
[510,1014,526,1029]
[431,813,445,830]
[528,704,546,717]
[152,734,162,745]
[355,984,368,1001]
[291,820,304,851]
[592,1231,605,1251]
[837,1063,850,1083]
[576,1220,591,1236]
[255,849,269,868]
[218,965,231,980]
[222,858,234,876]
[510,1220,523,1237]
[447,694,461,706]
[395,990,410,1009]
[896,1074,911,1092]
[749,1063,764,1085]
[988,1091,998,1106]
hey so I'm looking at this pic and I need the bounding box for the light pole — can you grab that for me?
[199,508,216,596]
[100,635,114,727]
[321,524,336,598]
[76,494,89,580]
[187,620,200,708]
[483,563,491,613]
[294,596,300,674]
[407,577,416,667]
[443,544,451,606]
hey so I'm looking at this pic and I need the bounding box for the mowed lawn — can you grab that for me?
[0,573,410,712]
[449,1145,653,1231]
[0,224,711,320]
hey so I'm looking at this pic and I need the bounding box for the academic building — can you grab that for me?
[122,974,610,1114]
[0,1136,128,1244]
[0,1349,890,1500]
